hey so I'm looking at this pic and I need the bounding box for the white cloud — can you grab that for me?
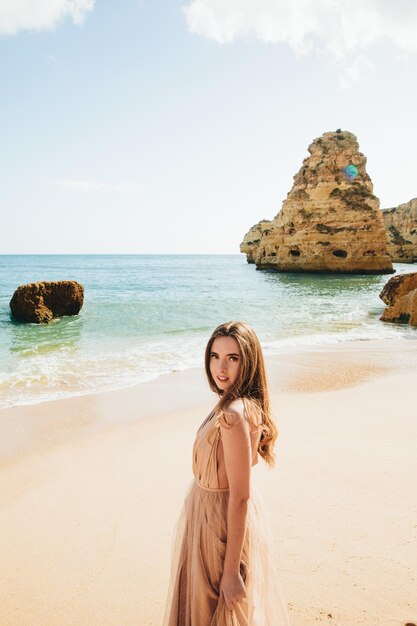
[182,0,417,58]
[46,178,144,193]
[0,0,94,36]
[338,54,376,91]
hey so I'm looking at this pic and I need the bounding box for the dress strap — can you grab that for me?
[197,408,217,435]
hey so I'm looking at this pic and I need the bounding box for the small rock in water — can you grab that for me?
[379,273,417,327]
[9,280,84,324]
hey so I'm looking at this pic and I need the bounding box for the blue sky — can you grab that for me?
[1,0,417,254]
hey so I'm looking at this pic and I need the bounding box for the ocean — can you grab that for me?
[0,254,416,408]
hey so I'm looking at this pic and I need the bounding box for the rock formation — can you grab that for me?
[240,129,393,274]
[382,198,417,263]
[379,272,417,326]
[240,219,272,264]
[379,272,417,306]
[10,281,84,324]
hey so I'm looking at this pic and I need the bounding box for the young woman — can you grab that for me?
[163,321,292,625]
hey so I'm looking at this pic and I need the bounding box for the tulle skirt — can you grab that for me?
[162,477,292,626]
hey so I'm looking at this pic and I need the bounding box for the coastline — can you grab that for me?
[2,254,416,412]
[0,337,416,624]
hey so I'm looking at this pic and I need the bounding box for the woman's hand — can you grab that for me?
[219,570,247,611]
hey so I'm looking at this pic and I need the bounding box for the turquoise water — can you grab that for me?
[0,254,416,408]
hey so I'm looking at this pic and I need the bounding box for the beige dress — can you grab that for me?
[162,407,292,626]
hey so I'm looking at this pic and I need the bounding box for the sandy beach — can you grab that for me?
[0,337,416,626]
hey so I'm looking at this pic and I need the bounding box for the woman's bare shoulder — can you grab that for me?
[225,397,262,428]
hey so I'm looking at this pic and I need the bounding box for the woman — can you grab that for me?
[163,321,292,625]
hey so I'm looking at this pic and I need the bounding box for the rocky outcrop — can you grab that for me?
[240,130,393,274]
[240,219,272,264]
[379,273,417,326]
[10,281,84,324]
[379,272,417,306]
[382,198,417,263]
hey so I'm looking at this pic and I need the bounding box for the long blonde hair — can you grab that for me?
[204,320,278,467]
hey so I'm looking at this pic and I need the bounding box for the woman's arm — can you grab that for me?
[219,402,252,609]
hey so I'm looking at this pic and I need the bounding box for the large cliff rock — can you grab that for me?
[241,130,393,274]
[379,272,417,326]
[382,198,417,263]
[10,281,84,324]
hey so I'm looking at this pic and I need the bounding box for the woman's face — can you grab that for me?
[209,335,242,393]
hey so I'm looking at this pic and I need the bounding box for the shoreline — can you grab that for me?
[1,337,416,469]
[1,332,416,411]
[0,336,416,624]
